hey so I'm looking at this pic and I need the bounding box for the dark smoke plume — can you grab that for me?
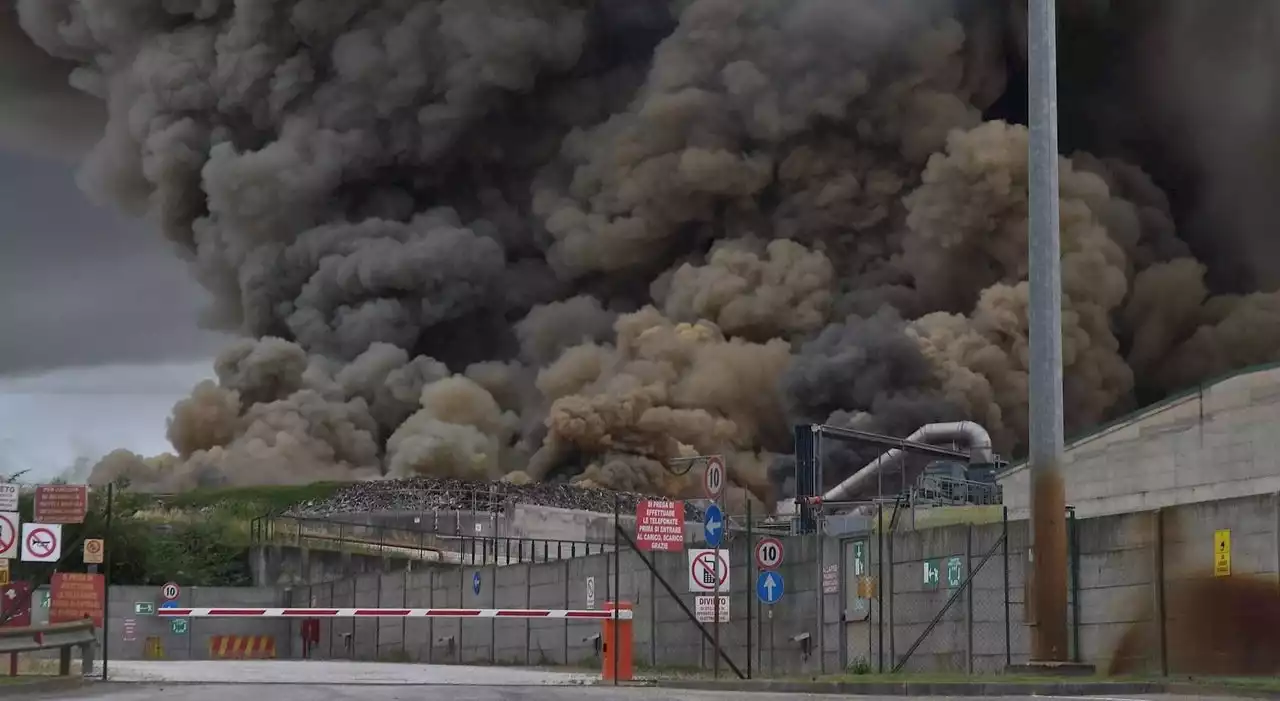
[16,0,1280,505]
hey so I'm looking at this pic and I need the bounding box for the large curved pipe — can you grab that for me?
[821,421,994,502]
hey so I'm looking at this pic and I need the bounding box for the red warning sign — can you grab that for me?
[635,500,685,552]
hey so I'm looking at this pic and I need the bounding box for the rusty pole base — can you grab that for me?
[1007,661,1097,677]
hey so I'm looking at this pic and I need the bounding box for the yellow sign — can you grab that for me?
[145,637,165,659]
[856,576,877,599]
[1214,529,1231,577]
[0,565,8,586]
[83,538,104,564]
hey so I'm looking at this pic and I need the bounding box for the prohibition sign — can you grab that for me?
[691,551,728,592]
[754,537,784,570]
[162,582,181,601]
[702,455,725,501]
[0,514,15,558]
[26,528,55,559]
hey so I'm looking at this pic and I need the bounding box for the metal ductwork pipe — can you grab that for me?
[821,421,994,502]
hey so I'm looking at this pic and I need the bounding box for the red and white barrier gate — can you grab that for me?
[156,608,633,619]
[158,606,636,681]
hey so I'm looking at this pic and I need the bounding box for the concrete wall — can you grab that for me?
[104,585,290,661]
[282,492,1280,676]
[1000,363,1280,518]
[289,533,843,676]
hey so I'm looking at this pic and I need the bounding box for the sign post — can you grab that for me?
[700,455,725,679]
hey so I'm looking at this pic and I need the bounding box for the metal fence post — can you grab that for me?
[1002,506,1011,667]
[965,524,974,674]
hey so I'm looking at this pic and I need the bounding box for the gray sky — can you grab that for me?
[0,147,230,480]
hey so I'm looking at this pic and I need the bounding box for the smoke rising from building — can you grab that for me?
[13,0,1280,505]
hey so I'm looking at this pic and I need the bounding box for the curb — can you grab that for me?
[1167,684,1280,700]
[0,676,87,697]
[656,678,1280,698]
[654,679,1168,696]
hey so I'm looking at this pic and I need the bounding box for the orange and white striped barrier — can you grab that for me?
[208,635,277,659]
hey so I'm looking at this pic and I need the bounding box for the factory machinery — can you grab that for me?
[788,421,1005,534]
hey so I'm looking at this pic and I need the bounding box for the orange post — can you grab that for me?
[601,601,633,682]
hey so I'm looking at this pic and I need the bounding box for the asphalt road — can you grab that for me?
[33,689,1240,701]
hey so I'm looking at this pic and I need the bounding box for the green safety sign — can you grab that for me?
[946,556,964,588]
[170,619,188,635]
[922,560,940,588]
[851,541,867,576]
[37,591,50,609]
[923,556,965,590]
[135,602,156,615]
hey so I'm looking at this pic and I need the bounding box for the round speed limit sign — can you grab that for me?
[161,582,181,601]
[754,537,784,570]
[702,455,725,500]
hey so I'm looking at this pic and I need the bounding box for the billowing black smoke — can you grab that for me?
[11,0,1280,511]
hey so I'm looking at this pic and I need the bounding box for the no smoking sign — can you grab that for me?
[21,523,62,563]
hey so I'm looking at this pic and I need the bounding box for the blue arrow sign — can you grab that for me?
[159,600,178,609]
[756,571,784,605]
[472,572,482,596]
[703,504,724,548]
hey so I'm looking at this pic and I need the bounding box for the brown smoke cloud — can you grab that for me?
[12,0,1280,504]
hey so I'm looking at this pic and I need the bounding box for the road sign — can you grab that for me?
[0,485,17,512]
[687,549,731,593]
[635,500,684,551]
[923,559,940,589]
[49,572,105,627]
[83,539,104,565]
[134,602,156,615]
[695,596,729,623]
[0,513,18,560]
[472,572,482,596]
[171,618,188,635]
[702,455,725,500]
[585,576,595,609]
[1215,529,1231,577]
[754,537,784,570]
[0,561,8,587]
[33,485,87,524]
[159,600,178,609]
[946,556,964,588]
[756,571,784,605]
[161,582,180,601]
[703,504,724,548]
[21,523,61,563]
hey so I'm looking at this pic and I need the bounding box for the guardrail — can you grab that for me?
[0,620,97,677]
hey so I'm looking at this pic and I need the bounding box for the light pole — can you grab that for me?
[1027,0,1070,664]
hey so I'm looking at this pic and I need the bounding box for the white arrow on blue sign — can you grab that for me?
[472,572,482,596]
[159,600,179,609]
[703,504,724,549]
[756,571,784,605]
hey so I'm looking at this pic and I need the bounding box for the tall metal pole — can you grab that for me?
[1027,0,1069,664]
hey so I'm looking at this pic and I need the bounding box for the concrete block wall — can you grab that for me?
[1001,363,1280,518]
[104,585,288,661]
[264,491,1280,676]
